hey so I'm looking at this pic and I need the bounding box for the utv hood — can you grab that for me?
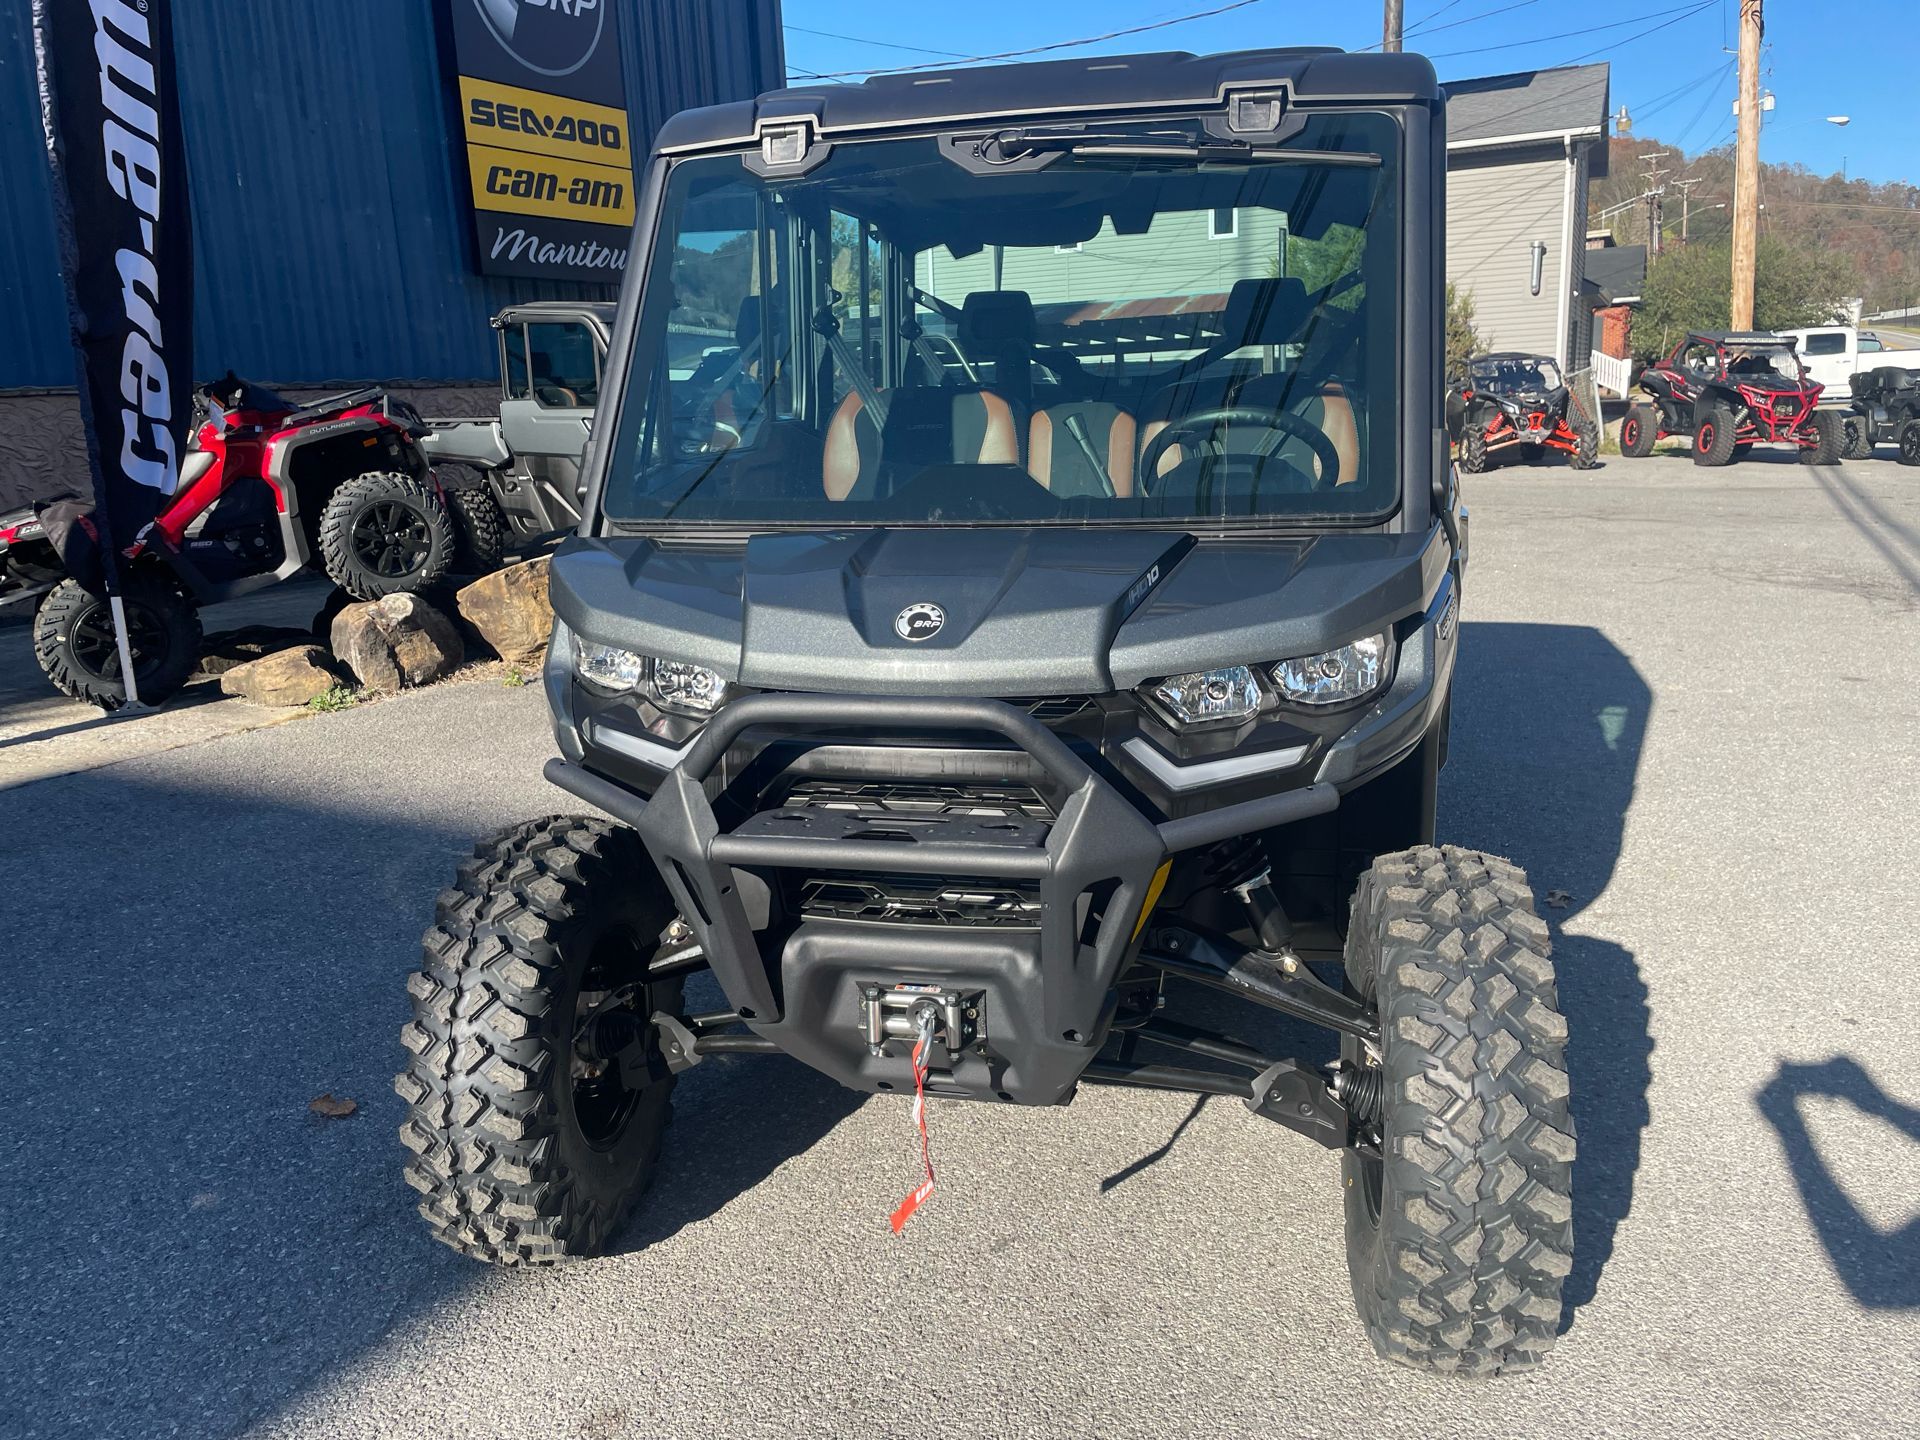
[549,526,1445,696]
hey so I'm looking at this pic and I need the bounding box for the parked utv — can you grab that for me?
[1844,365,1920,462]
[1445,351,1597,470]
[418,302,616,559]
[1620,331,1839,465]
[16,375,455,708]
[398,48,1576,1378]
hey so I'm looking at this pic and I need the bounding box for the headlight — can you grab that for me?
[571,641,731,716]
[1149,665,1263,727]
[574,640,646,693]
[650,658,730,716]
[1271,633,1392,707]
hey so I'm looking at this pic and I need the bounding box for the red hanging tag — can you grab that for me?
[890,1010,939,1234]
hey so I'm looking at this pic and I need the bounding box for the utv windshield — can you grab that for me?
[1470,356,1561,393]
[602,113,1401,529]
[1725,344,1803,381]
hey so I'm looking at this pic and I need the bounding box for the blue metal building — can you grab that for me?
[0,0,785,391]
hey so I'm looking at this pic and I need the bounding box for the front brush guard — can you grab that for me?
[546,694,1338,1070]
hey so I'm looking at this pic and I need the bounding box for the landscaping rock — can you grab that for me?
[218,644,342,707]
[194,625,317,678]
[456,556,552,667]
[329,593,465,694]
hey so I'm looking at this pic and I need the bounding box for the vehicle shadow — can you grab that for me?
[0,766,856,1440]
[1805,463,1920,597]
[1448,621,1652,1333]
[1755,1056,1920,1309]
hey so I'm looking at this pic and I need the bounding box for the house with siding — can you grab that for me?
[1444,64,1611,371]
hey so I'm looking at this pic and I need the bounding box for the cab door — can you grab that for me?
[498,318,604,509]
[1794,329,1853,394]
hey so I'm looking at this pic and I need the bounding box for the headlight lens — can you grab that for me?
[1271,633,1392,707]
[651,658,730,716]
[574,640,646,693]
[573,641,731,716]
[1149,665,1263,726]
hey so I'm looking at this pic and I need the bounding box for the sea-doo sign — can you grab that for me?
[445,0,633,283]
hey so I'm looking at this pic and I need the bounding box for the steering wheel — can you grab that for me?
[1137,406,1345,495]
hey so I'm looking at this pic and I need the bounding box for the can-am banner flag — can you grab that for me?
[31,0,195,613]
[444,0,636,283]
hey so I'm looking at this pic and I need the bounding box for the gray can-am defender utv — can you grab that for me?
[398,47,1575,1377]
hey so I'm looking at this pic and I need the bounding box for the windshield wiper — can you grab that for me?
[1073,141,1380,168]
[981,127,1379,167]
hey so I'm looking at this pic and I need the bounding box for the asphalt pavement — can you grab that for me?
[0,578,335,790]
[2,448,1916,1439]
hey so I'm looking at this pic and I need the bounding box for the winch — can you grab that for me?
[860,981,982,1063]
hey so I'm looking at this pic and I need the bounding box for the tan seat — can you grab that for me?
[822,387,1021,500]
[1029,403,1136,498]
[1139,379,1360,487]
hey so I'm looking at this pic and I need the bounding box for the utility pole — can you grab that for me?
[1675,178,1704,244]
[1731,0,1763,328]
[1640,151,1670,256]
[1383,0,1403,53]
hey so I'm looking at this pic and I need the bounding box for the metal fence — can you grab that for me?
[1565,365,1603,435]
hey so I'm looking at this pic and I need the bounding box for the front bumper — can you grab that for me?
[546,694,1339,1103]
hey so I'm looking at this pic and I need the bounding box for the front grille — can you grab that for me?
[775,776,1055,821]
[999,695,1096,724]
[798,873,1044,928]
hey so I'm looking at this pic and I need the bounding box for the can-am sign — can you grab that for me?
[445,0,633,283]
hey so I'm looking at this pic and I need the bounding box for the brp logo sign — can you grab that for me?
[472,0,604,78]
[894,603,946,642]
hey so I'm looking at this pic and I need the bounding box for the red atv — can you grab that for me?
[6,374,486,709]
[1619,331,1840,466]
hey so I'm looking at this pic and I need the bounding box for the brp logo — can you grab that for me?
[894,603,946,642]
[472,0,604,78]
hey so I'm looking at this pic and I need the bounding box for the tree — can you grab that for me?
[1633,234,1851,360]
[1445,282,1481,377]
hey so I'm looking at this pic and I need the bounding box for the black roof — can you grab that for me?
[1472,351,1558,363]
[1444,63,1611,177]
[1584,243,1647,302]
[1691,331,1794,346]
[654,48,1441,154]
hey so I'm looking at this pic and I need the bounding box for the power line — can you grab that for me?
[1347,0,1545,54]
[1408,0,1549,41]
[1424,0,1714,59]
[785,0,1267,81]
[1627,59,1733,128]
[1409,0,1477,24]
[782,25,969,61]
[1554,0,1720,67]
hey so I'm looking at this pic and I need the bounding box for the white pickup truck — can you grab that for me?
[1776,325,1920,401]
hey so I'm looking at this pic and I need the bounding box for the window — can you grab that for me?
[607,113,1402,527]
[1860,333,1883,353]
[1210,206,1237,240]
[501,326,530,399]
[526,322,600,407]
[1803,332,1845,356]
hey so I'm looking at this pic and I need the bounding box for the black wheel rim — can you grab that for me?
[349,499,431,578]
[68,596,170,686]
[570,929,660,1151]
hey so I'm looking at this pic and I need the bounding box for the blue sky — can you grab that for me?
[780,0,1908,186]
